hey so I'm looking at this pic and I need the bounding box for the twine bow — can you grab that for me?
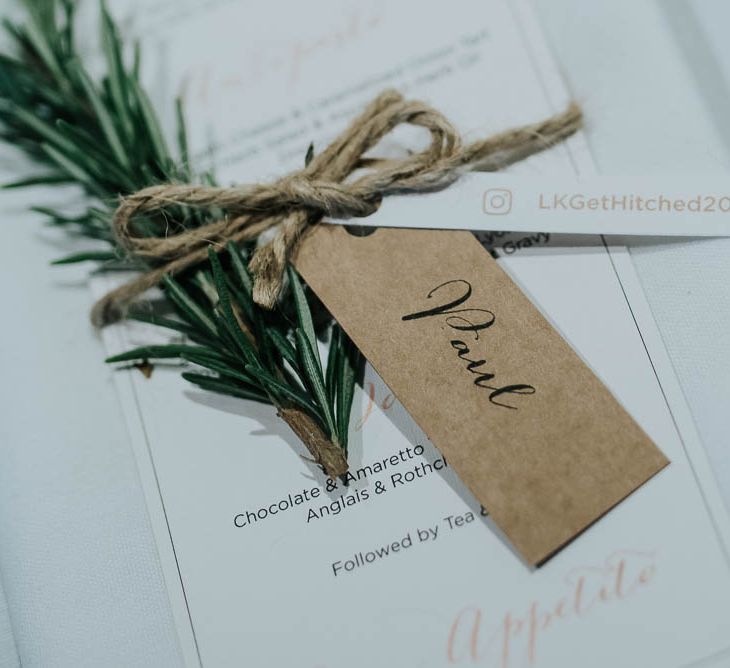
[91,89,582,326]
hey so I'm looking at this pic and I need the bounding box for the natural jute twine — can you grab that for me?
[91,89,582,326]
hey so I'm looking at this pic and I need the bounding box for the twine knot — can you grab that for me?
[91,89,581,326]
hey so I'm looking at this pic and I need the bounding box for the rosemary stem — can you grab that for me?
[277,407,348,478]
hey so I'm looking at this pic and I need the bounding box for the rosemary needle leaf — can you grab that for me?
[131,76,170,169]
[226,241,252,294]
[40,142,104,197]
[3,173,72,188]
[9,103,79,156]
[52,250,118,264]
[162,274,218,338]
[132,40,141,80]
[207,246,261,367]
[106,343,215,363]
[75,64,130,171]
[175,96,190,176]
[336,331,359,453]
[325,324,341,404]
[268,328,299,371]
[21,11,66,89]
[225,242,260,329]
[225,274,257,331]
[99,0,133,141]
[127,311,217,348]
[182,372,270,405]
[294,328,337,441]
[244,363,319,416]
[31,206,85,222]
[180,351,258,388]
[304,142,314,167]
[287,264,321,369]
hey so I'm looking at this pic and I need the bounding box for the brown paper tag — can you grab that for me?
[294,226,669,565]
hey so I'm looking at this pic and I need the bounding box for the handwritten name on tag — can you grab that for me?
[294,226,669,565]
[402,279,535,409]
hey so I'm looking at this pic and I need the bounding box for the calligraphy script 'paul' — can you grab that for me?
[402,279,535,409]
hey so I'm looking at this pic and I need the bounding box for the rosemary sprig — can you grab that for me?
[0,0,362,476]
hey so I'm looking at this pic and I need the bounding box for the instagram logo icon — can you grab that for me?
[483,188,513,215]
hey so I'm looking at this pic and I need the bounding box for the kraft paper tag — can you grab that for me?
[294,226,669,565]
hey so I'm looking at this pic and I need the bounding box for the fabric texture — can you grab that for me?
[0,174,182,666]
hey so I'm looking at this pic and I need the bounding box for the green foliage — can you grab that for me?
[106,247,360,451]
[0,0,363,455]
[2,2,183,208]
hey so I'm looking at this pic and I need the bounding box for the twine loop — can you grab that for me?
[91,89,581,326]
